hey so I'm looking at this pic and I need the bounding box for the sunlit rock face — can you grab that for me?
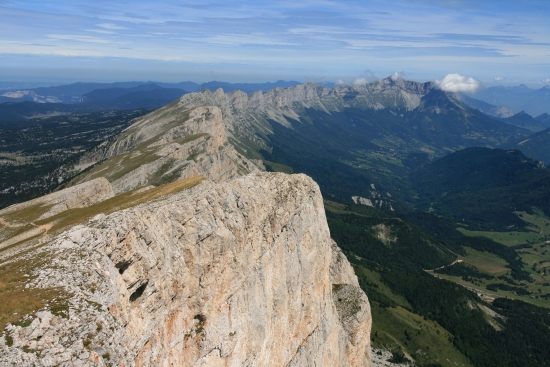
[1,172,371,367]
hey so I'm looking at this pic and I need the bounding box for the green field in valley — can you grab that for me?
[457,227,545,247]
[436,210,550,308]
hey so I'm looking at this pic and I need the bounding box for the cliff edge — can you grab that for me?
[1,173,371,366]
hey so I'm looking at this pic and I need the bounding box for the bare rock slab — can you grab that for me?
[1,173,371,366]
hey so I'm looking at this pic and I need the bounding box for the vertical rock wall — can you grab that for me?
[1,173,371,366]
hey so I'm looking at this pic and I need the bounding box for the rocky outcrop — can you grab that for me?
[71,106,260,194]
[0,173,371,366]
[351,184,395,212]
[371,349,410,367]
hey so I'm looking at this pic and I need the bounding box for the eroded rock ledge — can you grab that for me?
[1,173,371,366]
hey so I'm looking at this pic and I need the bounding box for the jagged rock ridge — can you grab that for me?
[70,105,260,194]
[177,78,435,149]
[0,173,371,366]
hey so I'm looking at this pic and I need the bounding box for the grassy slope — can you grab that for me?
[457,228,545,247]
[460,248,509,276]
[0,254,68,333]
[372,303,473,367]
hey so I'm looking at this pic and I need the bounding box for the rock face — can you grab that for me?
[71,105,259,194]
[351,184,395,212]
[1,173,371,366]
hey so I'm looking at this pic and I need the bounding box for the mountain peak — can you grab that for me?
[503,110,549,132]
[506,110,535,121]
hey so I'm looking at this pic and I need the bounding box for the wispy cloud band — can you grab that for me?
[0,0,548,83]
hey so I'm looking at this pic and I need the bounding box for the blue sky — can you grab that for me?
[0,0,549,86]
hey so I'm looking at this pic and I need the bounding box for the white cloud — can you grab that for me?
[86,29,114,35]
[494,76,505,81]
[335,78,345,85]
[353,76,369,85]
[198,34,300,46]
[435,73,480,93]
[390,71,402,81]
[47,34,111,44]
[541,78,550,83]
[97,23,127,30]
[352,71,379,86]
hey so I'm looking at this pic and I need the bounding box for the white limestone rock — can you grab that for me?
[72,105,260,195]
[1,172,371,366]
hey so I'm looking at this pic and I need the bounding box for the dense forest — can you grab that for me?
[326,203,550,367]
[411,147,550,230]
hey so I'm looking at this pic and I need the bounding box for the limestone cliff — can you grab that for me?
[176,78,435,149]
[0,173,371,366]
[70,105,260,194]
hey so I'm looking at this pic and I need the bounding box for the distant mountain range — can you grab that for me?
[453,92,515,118]
[2,79,547,115]
[0,80,306,105]
[80,84,186,110]
[0,81,172,104]
[472,84,550,117]
[501,111,550,132]
[449,90,550,166]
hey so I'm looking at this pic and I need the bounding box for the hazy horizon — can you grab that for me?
[0,76,548,94]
